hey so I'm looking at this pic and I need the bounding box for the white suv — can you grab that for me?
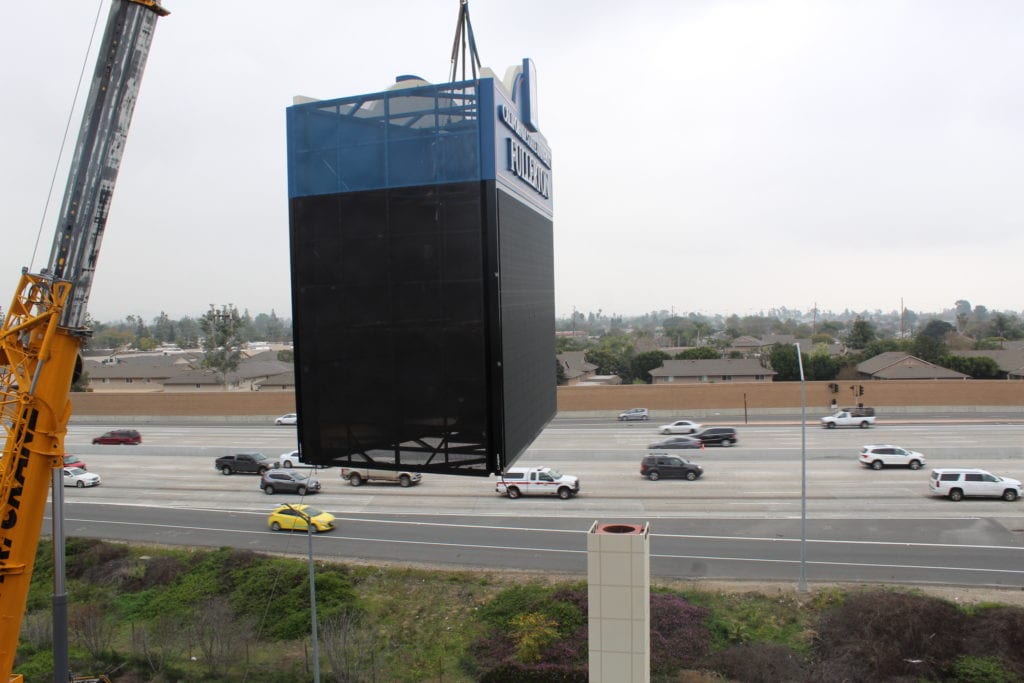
[929,468,1021,502]
[859,445,925,470]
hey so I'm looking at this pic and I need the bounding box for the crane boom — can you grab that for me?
[0,2,167,679]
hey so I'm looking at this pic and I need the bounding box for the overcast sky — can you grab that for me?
[2,1,1021,324]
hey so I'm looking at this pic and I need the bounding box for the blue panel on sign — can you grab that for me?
[287,81,485,198]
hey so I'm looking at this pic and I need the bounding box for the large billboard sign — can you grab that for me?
[286,60,554,476]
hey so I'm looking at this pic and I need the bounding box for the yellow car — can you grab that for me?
[267,504,336,533]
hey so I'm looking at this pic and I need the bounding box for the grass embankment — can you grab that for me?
[15,539,1024,682]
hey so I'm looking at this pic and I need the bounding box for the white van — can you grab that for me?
[928,468,1021,501]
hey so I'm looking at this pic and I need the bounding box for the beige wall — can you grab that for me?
[68,380,1024,416]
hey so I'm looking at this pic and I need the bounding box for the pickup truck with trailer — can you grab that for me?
[821,407,876,429]
[340,467,421,487]
[495,467,580,499]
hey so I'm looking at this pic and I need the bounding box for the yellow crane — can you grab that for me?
[0,2,168,680]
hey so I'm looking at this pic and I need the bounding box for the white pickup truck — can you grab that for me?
[340,467,422,487]
[495,466,580,499]
[821,408,876,429]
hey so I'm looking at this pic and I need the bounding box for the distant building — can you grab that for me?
[649,359,776,384]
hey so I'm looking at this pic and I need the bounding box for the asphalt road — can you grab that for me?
[48,416,1024,588]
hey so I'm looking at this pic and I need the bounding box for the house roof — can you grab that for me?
[649,359,776,378]
[730,335,763,348]
[557,351,598,380]
[857,352,969,380]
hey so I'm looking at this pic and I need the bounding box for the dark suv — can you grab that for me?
[216,452,272,475]
[640,455,703,481]
[260,469,321,495]
[692,427,738,447]
[92,429,142,445]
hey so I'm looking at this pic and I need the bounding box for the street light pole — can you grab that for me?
[794,343,808,593]
[285,504,321,682]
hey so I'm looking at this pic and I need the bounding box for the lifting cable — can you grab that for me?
[29,0,107,272]
[448,0,482,82]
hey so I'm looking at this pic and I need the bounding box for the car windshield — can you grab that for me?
[292,472,309,481]
[301,507,324,517]
[546,469,563,479]
[65,468,86,476]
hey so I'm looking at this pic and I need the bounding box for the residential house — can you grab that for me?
[556,351,598,386]
[649,359,776,384]
[856,352,969,380]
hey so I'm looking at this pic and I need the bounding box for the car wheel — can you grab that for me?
[297,486,307,496]
[648,471,660,481]
[264,485,274,495]
[221,467,232,475]
[661,428,670,434]
[558,487,572,500]
[909,460,921,470]
[871,460,883,470]
[1003,489,1018,502]
[949,488,964,502]
[859,421,870,429]
[399,474,412,488]
[349,473,363,487]
[76,481,84,488]
[507,487,521,499]
[722,439,733,447]
[642,416,649,421]
[258,467,269,475]
[685,471,697,481]
[826,422,836,429]
[282,460,292,468]
[271,522,282,531]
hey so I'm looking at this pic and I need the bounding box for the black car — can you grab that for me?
[692,427,738,447]
[215,452,272,475]
[647,436,703,450]
[640,455,703,481]
[260,469,321,495]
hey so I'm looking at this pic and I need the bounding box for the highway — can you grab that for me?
[48,416,1024,589]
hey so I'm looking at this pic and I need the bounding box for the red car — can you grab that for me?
[62,454,88,470]
[91,429,142,445]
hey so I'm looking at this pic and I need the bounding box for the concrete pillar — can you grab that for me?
[587,521,650,683]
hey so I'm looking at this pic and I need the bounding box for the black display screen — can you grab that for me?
[289,181,554,475]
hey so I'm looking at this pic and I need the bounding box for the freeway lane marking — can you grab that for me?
[654,552,1024,577]
[58,512,1024,553]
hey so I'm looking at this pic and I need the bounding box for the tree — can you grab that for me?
[674,346,720,360]
[846,319,877,349]
[585,334,636,382]
[912,319,953,363]
[805,347,840,381]
[939,355,1000,379]
[632,350,670,384]
[199,304,244,387]
[555,333,589,353]
[768,344,801,381]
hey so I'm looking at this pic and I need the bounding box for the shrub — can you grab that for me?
[948,655,1018,683]
[650,592,712,674]
[812,590,966,680]
[479,662,587,682]
[961,605,1024,678]
[703,642,808,682]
